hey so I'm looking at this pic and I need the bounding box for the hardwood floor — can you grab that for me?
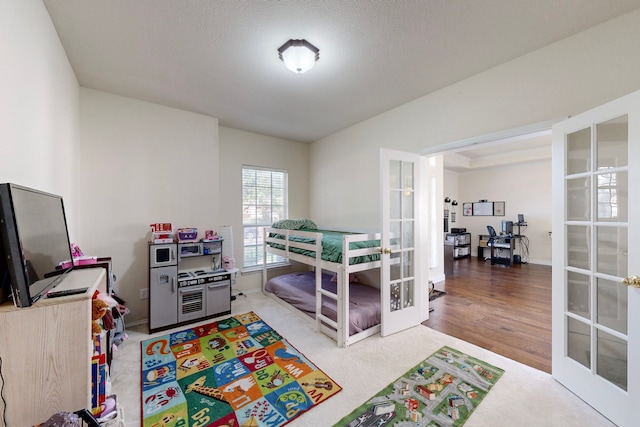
[422,256,552,373]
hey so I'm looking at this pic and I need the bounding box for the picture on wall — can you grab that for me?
[464,201,506,216]
[472,202,493,216]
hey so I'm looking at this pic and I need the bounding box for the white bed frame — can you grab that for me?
[262,227,382,347]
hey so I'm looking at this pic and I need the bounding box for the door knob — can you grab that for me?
[622,276,640,288]
[382,248,392,255]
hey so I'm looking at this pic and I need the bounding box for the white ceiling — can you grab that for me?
[442,131,552,172]
[44,0,640,144]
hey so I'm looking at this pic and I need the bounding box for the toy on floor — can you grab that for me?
[37,409,100,427]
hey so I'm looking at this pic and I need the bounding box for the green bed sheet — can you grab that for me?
[268,228,380,265]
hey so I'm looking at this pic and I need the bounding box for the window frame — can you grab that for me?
[241,165,288,271]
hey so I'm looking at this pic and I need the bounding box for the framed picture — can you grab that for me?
[473,202,493,216]
[493,201,505,216]
[463,203,473,216]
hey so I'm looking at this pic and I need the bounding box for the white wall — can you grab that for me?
[77,96,309,323]
[5,2,640,320]
[443,168,460,233]
[453,160,552,265]
[309,8,640,279]
[310,9,640,228]
[218,126,310,294]
[0,0,80,235]
[79,88,219,322]
[427,156,446,284]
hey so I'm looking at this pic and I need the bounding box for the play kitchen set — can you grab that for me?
[148,223,236,332]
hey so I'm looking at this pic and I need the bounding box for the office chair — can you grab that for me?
[485,225,499,262]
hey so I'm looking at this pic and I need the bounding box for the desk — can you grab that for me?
[478,234,523,266]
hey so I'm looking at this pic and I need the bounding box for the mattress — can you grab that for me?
[268,228,381,265]
[264,271,381,335]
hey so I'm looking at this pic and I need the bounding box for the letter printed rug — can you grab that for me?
[141,312,341,426]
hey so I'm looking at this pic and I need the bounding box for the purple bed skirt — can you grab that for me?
[265,271,381,335]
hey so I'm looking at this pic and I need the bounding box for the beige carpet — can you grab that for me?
[110,292,615,427]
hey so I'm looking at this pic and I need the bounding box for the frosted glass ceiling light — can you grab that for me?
[278,39,319,74]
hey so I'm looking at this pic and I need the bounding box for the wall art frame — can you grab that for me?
[463,201,506,216]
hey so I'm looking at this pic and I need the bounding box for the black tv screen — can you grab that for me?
[0,183,74,307]
[0,243,9,304]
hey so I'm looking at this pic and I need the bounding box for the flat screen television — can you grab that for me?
[0,183,74,307]
[0,243,9,304]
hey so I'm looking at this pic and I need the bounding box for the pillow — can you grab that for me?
[330,273,359,283]
[271,218,318,230]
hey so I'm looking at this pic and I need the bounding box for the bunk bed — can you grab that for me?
[262,220,382,347]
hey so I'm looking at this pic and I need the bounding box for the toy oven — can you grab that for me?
[178,285,206,322]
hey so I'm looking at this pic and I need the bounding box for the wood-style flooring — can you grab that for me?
[422,256,552,373]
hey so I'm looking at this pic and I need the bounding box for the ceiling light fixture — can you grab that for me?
[278,39,319,74]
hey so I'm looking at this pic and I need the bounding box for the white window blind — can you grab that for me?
[242,166,288,269]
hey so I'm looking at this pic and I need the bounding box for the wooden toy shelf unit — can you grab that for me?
[0,268,107,426]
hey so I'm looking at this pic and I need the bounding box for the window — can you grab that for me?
[242,166,288,269]
[597,170,620,220]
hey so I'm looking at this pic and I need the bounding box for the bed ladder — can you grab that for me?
[315,237,351,347]
[315,267,347,347]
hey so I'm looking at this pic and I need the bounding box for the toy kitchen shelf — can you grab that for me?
[446,232,471,259]
[148,240,232,333]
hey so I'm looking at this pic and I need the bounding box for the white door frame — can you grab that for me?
[421,119,561,282]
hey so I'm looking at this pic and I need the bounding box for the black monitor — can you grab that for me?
[0,183,74,307]
[501,220,513,235]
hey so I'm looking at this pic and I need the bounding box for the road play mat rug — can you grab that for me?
[335,346,504,427]
[141,312,341,426]
[429,289,447,301]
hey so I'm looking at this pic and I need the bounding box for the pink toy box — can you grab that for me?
[60,255,97,269]
[222,256,235,271]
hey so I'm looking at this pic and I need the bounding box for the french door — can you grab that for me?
[380,148,424,336]
[552,90,640,427]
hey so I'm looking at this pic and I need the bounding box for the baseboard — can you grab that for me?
[126,318,148,327]
[472,253,552,267]
[428,274,446,293]
[525,258,552,266]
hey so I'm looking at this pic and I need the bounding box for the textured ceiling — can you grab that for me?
[44,0,640,143]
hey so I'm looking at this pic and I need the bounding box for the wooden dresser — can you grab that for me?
[0,268,106,426]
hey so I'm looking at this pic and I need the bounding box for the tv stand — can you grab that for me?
[0,268,106,426]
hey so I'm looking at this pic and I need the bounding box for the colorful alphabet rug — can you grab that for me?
[335,346,504,427]
[141,312,341,426]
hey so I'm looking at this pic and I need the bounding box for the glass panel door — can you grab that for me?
[381,148,422,336]
[563,116,629,390]
[552,90,640,427]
